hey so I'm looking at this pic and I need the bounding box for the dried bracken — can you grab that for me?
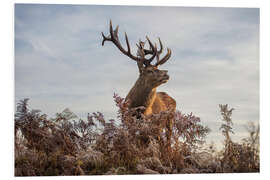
[218,104,259,173]
[14,97,259,176]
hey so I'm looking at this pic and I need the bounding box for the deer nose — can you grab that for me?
[163,70,169,79]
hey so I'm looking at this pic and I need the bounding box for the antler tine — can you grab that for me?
[154,38,163,64]
[101,32,110,46]
[109,20,114,39]
[125,32,131,53]
[155,43,160,63]
[158,38,163,54]
[146,36,155,51]
[114,25,119,39]
[154,48,172,67]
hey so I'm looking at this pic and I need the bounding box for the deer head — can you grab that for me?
[101,20,172,89]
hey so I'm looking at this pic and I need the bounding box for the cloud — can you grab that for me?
[15,4,259,145]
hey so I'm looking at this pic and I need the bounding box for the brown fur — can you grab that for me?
[126,66,176,116]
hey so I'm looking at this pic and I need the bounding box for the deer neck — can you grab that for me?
[126,76,157,109]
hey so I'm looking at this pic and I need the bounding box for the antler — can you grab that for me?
[101,20,171,68]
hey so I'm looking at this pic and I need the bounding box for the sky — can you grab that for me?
[15,4,259,147]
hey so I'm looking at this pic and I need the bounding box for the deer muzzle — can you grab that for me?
[161,71,169,83]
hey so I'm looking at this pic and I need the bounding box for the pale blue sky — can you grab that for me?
[15,4,259,146]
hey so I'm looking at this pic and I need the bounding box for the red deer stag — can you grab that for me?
[101,20,176,116]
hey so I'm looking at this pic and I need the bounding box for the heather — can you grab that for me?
[14,94,259,176]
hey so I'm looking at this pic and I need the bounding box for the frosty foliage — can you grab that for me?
[14,96,259,176]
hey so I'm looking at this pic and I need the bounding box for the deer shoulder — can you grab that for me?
[144,92,176,115]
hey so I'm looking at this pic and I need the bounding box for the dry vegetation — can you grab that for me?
[15,94,259,176]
